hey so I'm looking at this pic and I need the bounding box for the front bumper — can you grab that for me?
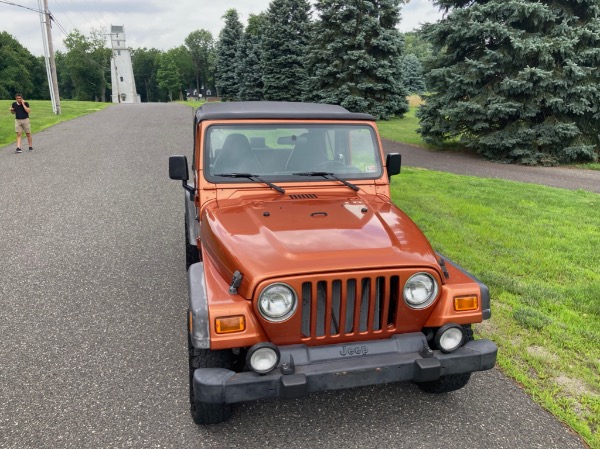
[193,333,497,404]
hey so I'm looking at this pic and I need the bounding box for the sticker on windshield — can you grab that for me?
[365,165,377,173]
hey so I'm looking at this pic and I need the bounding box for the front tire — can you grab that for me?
[416,324,473,394]
[416,372,472,393]
[188,319,233,424]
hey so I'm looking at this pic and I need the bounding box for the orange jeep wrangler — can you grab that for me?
[169,101,497,425]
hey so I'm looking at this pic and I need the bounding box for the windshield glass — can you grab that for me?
[204,123,382,182]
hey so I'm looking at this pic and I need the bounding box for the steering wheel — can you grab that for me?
[311,160,346,171]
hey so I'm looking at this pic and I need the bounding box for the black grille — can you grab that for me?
[300,275,400,338]
[289,194,318,199]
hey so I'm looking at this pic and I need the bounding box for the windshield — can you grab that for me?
[204,123,382,182]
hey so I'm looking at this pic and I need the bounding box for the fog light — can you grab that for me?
[434,324,465,353]
[247,343,280,374]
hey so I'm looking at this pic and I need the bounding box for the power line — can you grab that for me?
[0,0,42,13]
[52,0,79,33]
[49,12,69,36]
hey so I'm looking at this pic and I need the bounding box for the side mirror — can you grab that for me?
[169,155,195,195]
[386,153,401,179]
[169,155,189,181]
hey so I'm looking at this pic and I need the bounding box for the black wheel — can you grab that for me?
[185,214,200,269]
[188,323,233,425]
[416,325,474,394]
[416,372,472,394]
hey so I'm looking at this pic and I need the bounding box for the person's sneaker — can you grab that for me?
[28,147,33,151]
[15,148,22,153]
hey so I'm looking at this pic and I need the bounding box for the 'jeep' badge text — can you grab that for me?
[339,345,369,356]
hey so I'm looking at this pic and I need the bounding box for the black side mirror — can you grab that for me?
[386,153,401,179]
[169,155,189,181]
[169,155,195,195]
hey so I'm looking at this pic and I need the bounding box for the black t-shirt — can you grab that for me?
[12,101,30,120]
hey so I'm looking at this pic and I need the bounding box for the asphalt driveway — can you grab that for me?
[383,139,600,193]
[0,103,589,449]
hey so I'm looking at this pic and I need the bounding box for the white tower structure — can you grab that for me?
[110,25,139,103]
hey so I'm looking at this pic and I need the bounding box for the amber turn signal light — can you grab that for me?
[454,295,478,311]
[215,315,246,334]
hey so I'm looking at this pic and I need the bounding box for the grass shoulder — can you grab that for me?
[1,100,110,148]
[390,167,599,449]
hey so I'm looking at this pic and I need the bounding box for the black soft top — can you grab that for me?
[194,101,375,123]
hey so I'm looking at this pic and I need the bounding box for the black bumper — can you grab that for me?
[193,333,497,405]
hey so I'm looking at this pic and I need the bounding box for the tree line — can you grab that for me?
[2,0,599,164]
[1,0,427,111]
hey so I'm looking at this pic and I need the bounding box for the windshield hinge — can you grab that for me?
[229,270,243,294]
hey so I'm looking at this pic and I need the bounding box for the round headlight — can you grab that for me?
[258,283,297,322]
[435,324,465,353]
[247,343,280,374]
[404,273,439,309]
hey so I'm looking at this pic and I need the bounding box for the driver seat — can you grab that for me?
[212,134,262,174]
[285,133,327,172]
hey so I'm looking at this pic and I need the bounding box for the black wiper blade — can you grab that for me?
[292,171,360,191]
[214,173,285,194]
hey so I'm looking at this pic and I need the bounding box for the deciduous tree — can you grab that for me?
[63,29,110,101]
[185,29,214,96]
[0,31,36,98]
[157,52,182,102]
[132,48,163,102]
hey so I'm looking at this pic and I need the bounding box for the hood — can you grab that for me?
[201,195,442,298]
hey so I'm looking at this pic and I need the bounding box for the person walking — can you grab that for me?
[9,93,33,153]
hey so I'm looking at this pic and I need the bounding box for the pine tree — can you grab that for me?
[215,9,244,101]
[418,0,600,164]
[262,0,311,102]
[402,54,426,94]
[305,0,410,119]
[236,14,266,101]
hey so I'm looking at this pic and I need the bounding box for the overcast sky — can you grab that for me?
[1,0,444,56]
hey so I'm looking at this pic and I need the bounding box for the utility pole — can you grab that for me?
[37,0,61,114]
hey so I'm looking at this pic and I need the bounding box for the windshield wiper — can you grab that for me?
[292,172,360,191]
[214,173,285,194]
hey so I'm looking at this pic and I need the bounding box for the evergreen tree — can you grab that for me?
[215,9,244,101]
[418,0,600,164]
[262,0,311,102]
[402,54,426,94]
[236,14,266,101]
[305,0,409,119]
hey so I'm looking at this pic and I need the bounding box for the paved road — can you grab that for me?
[383,140,600,193]
[0,104,588,449]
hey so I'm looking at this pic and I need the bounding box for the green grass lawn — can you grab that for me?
[391,168,599,449]
[1,100,110,148]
